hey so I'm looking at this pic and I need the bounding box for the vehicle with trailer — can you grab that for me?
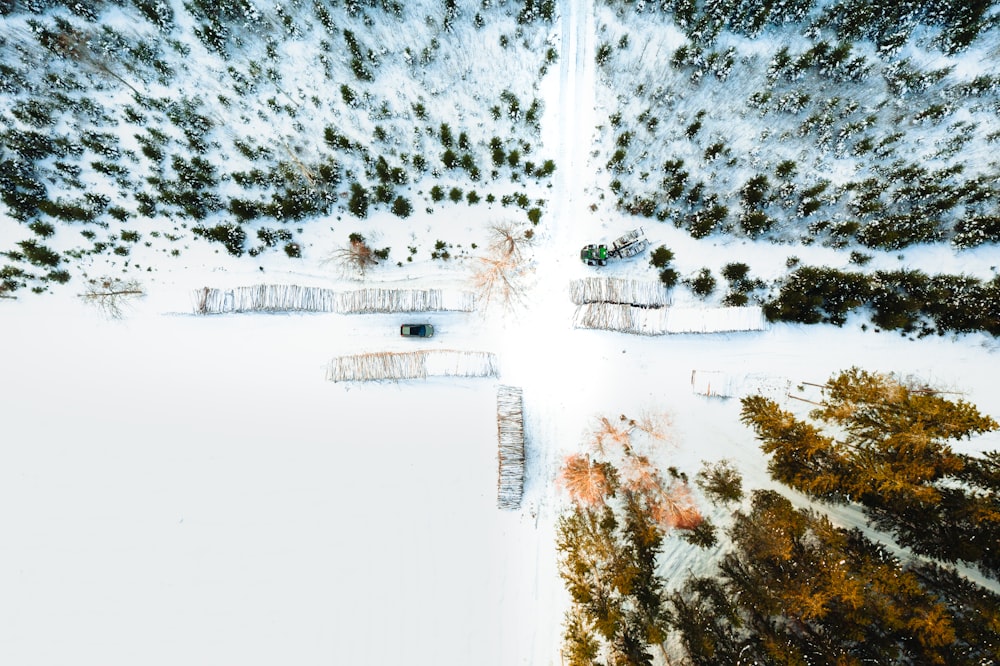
[580,228,649,266]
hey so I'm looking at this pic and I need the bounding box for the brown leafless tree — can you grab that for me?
[81,277,145,319]
[470,253,529,312]
[560,454,615,507]
[323,234,381,279]
[488,221,534,260]
[589,414,635,455]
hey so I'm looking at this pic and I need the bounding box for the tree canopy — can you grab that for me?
[741,367,1000,577]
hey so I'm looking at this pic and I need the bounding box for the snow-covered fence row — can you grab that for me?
[193,285,475,314]
[691,370,792,400]
[496,385,524,510]
[568,277,672,307]
[325,350,498,382]
[573,304,767,335]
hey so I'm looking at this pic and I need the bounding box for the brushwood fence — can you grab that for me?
[325,350,498,382]
[193,285,475,314]
[496,385,525,510]
[691,370,791,400]
[569,278,672,307]
[573,304,767,335]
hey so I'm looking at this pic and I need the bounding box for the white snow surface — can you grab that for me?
[2,3,1000,666]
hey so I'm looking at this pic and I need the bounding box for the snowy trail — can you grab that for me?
[490,2,599,664]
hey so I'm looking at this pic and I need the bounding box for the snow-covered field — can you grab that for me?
[2,2,1000,665]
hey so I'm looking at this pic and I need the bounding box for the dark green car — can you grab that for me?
[400,324,434,337]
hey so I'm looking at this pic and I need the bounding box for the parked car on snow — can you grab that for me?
[400,323,434,337]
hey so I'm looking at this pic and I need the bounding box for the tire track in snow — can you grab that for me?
[517,3,596,665]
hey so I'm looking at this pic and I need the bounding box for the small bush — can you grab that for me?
[18,240,60,267]
[430,239,451,260]
[28,221,55,238]
[722,262,750,283]
[284,242,301,258]
[680,519,717,549]
[659,267,679,288]
[649,245,674,269]
[439,123,453,148]
[257,227,292,247]
[740,210,774,238]
[722,291,749,306]
[392,196,413,218]
[527,207,542,225]
[430,185,445,202]
[348,182,369,218]
[695,459,744,505]
[194,223,246,256]
[340,84,357,106]
[687,268,717,298]
[596,43,612,65]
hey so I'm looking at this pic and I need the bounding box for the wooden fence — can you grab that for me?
[691,370,791,400]
[568,277,672,307]
[573,304,767,335]
[325,350,498,382]
[193,285,475,314]
[496,385,525,510]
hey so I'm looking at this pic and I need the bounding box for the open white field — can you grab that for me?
[3,0,1000,664]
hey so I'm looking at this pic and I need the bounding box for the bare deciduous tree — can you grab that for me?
[470,221,534,313]
[635,410,675,445]
[323,234,381,279]
[470,253,528,312]
[488,221,534,260]
[81,277,145,319]
[589,414,634,454]
[560,454,615,507]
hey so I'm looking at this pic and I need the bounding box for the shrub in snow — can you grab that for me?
[193,223,246,257]
[687,268,717,298]
[517,0,555,24]
[28,221,55,238]
[17,239,60,267]
[953,214,1000,249]
[347,183,368,218]
[256,227,292,248]
[658,267,679,289]
[686,203,728,239]
[430,240,451,261]
[391,196,412,218]
[857,213,945,250]
[438,123,453,148]
[649,245,674,269]
[679,518,717,548]
[763,266,870,326]
[695,459,744,506]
